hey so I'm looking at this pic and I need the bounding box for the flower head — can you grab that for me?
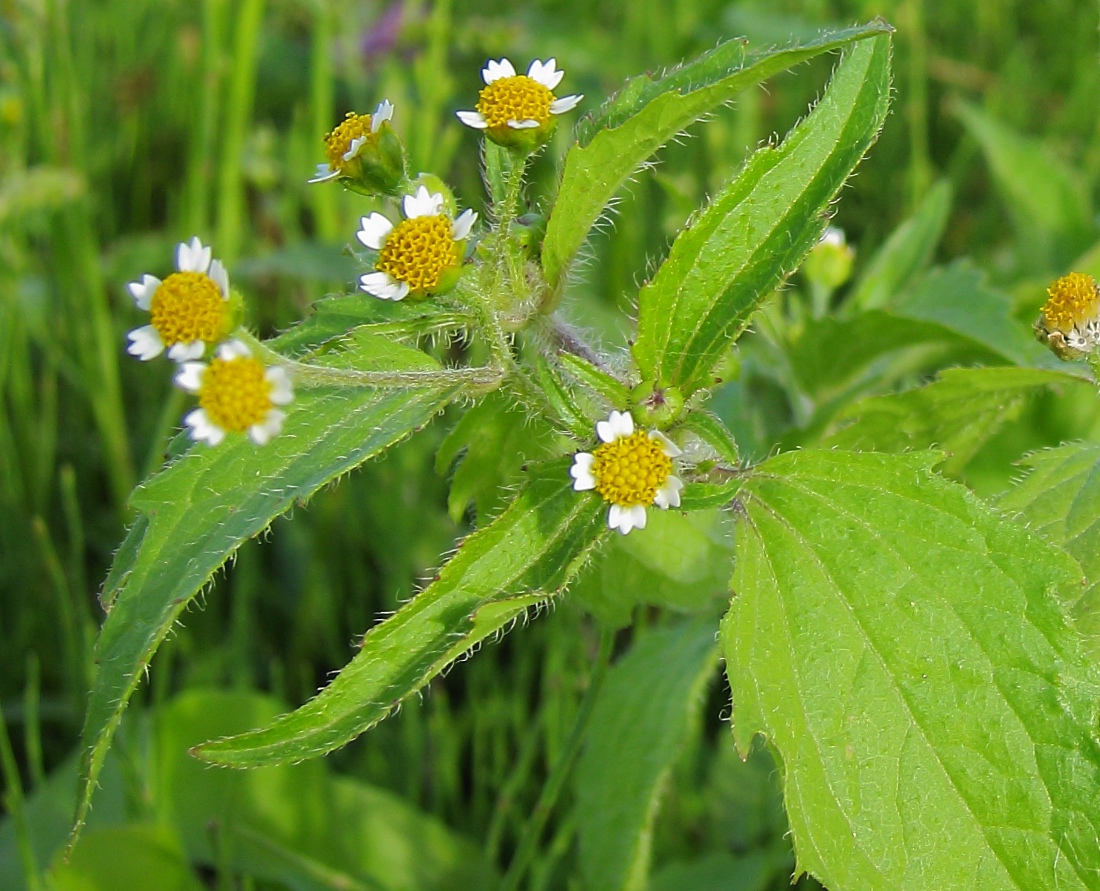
[356,185,477,301]
[310,100,404,195]
[570,410,683,535]
[126,237,234,362]
[456,58,582,149]
[175,340,293,446]
[1035,272,1100,359]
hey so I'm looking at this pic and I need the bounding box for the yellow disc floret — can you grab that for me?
[199,355,273,433]
[591,432,673,507]
[376,215,458,293]
[476,75,553,129]
[150,271,227,348]
[1041,272,1100,331]
[324,112,377,171]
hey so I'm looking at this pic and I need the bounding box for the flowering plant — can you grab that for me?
[70,19,1100,891]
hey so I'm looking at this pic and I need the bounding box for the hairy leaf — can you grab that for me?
[575,619,718,891]
[724,450,1100,890]
[193,459,606,767]
[73,384,460,847]
[633,36,891,395]
[542,22,893,289]
[822,367,1089,476]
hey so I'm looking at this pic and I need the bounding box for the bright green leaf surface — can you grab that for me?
[848,179,952,311]
[50,825,205,891]
[822,367,1089,476]
[74,384,460,846]
[542,22,892,288]
[998,442,1100,582]
[633,36,891,395]
[575,619,718,891]
[194,459,606,767]
[723,450,1100,890]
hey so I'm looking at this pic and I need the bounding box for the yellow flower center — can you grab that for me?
[1041,272,1100,331]
[591,432,673,507]
[376,215,458,294]
[476,75,553,129]
[324,112,378,171]
[199,355,274,433]
[150,271,227,348]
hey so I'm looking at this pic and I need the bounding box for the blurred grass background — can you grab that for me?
[1,0,1099,887]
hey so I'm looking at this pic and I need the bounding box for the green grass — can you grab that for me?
[1,0,1098,888]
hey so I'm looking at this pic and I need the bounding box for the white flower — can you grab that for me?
[126,236,231,362]
[456,58,582,134]
[356,185,476,301]
[570,410,683,535]
[175,339,293,446]
[309,100,395,183]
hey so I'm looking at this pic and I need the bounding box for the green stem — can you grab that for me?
[0,696,44,891]
[498,628,615,891]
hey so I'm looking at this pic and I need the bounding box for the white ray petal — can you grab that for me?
[343,135,367,161]
[174,362,206,393]
[177,236,212,274]
[128,274,161,310]
[650,430,682,457]
[654,475,684,509]
[483,58,516,84]
[126,325,164,361]
[360,271,409,301]
[185,408,225,446]
[371,99,394,131]
[218,339,251,361]
[167,340,206,363]
[249,409,285,445]
[265,366,294,405]
[451,209,477,241]
[456,110,488,129]
[403,186,444,219]
[208,259,230,298]
[507,119,540,130]
[357,213,394,250]
[570,452,597,491]
[527,58,564,90]
[549,94,583,115]
[597,410,634,442]
[308,163,340,183]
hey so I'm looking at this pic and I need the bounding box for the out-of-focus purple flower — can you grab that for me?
[360,2,405,68]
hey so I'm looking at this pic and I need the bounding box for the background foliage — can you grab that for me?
[2,0,1099,888]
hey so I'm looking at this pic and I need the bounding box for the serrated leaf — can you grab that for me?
[822,367,1090,476]
[998,442,1100,582]
[848,179,952,311]
[723,449,1100,890]
[192,458,606,767]
[73,384,460,847]
[542,22,893,289]
[575,619,718,891]
[633,36,891,395]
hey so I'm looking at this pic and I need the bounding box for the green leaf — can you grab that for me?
[998,442,1100,583]
[268,292,471,356]
[633,35,892,395]
[649,853,777,891]
[73,384,460,847]
[156,690,496,891]
[822,367,1090,476]
[954,101,1094,267]
[193,458,606,767]
[848,179,952,311]
[572,509,734,628]
[50,825,205,891]
[558,352,631,409]
[542,22,893,289]
[723,449,1100,890]
[574,619,718,891]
